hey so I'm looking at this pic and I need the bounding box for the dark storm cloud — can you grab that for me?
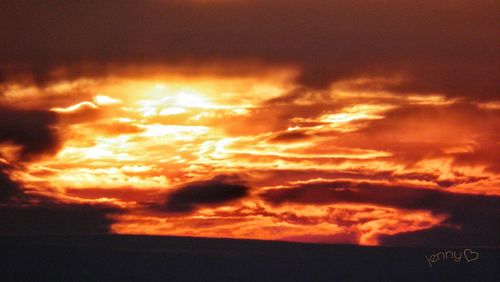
[0,203,119,234]
[0,103,118,234]
[260,180,500,246]
[260,180,500,212]
[163,175,249,213]
[0,105,60,160]
[0,171,19,203]
[0,165,120,234]
[0,176,120,234]
[0,161,24,203]
[0,0,498,99]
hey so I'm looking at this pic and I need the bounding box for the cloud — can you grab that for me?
[0,203,119,234]
[66,187,162,203]
[260,180,499,213]
[0,164,120,234]
[268,130,311,143]
[0,0,497,244]
[281,233,358,245]
[90,121,144,136]
[0,171,19,203]
[260,180,500,246]
[325,103,500,168]
[0,105,60,160]
[0,0,497,99]
[163,175,249,213]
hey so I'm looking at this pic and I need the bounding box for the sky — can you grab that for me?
[0,0,499,247]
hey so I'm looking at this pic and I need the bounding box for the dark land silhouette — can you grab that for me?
[0,235,498,281]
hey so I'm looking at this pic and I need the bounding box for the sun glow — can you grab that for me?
[2,69,497,246]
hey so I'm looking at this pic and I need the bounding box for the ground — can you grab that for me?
[0,235,498,281]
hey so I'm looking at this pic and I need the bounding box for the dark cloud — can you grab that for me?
[0,171,19,203]
[260,180,500,246]
[163,175,249,213]
[0,203,119,235]
[260,180,500,214]
[0,166,120,234]
[0,0,497,99]
[0,105,60,160]
[268,131,311,143]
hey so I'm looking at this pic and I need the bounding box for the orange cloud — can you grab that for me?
[2,0,500,249]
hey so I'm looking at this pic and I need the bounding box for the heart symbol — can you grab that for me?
[464,248,479,262]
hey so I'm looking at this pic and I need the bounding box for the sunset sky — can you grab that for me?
[0,0,499,247]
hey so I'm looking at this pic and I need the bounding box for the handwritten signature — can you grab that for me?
[425,248,479,268]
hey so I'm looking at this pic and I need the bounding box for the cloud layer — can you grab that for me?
[1,0,498,99]
[261,180,500,246]
[163,176,249,213]
[0,106,60,160]
[0,0,498,246]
